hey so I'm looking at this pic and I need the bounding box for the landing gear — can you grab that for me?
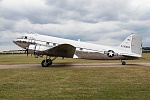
[41,56,57,67]
[41,59,52,67]
[121,60,126,65]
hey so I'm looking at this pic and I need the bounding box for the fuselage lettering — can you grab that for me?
[121,45,130,48]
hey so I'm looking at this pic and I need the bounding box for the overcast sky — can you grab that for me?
[0,0,150,51]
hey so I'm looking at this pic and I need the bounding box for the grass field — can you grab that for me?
[0,54,150,100]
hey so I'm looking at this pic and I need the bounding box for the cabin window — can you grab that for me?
[24,36,27,39]
[53,43,56,46]
[80,48,83,51]
[46,42,49,45]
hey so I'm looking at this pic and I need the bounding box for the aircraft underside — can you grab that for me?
[30,49,135,60]
[27,49,139,67]
[75,51,135,60]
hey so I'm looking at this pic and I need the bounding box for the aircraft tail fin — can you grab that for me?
[118,33,142,57]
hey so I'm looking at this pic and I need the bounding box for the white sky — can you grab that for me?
[0,0,150,52]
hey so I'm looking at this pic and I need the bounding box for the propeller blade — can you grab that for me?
[25,48,29,57]
[27,48,29,57]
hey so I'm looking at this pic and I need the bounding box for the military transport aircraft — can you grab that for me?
[13,33,142,67]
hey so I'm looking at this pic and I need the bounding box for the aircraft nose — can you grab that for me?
[13,39,21,46]
[13,40,18,44]
[13,39,30,49]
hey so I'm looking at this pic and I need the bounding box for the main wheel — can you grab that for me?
[47,59,52,66]
[122,61,126,65]
[41,59,52,67]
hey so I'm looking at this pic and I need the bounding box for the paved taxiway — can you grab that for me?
[0,63,150,69]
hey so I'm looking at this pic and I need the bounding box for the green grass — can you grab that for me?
[0,67,150,100]
[0,53,150,100]
[0,53,150,65]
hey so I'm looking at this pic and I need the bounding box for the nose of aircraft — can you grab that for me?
[13,39,29,49]
[13,40,17,44]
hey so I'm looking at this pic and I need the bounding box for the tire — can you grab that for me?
[41,60,49,67]
[47,59,52,66]
[41,59,53,67]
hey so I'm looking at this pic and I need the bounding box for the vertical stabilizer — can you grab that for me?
[118,34,142,56]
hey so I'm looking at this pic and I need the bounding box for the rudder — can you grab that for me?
[131,35,142,55]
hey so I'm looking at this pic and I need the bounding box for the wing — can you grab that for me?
[43,44,76,58]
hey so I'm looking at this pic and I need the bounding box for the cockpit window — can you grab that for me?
[17,36,28,39]
[21,36,27,39]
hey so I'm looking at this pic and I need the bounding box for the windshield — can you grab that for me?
[17,36,28,39]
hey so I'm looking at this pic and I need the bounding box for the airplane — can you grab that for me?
[13,33,142,67]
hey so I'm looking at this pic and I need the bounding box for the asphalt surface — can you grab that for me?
[0,63,150,69]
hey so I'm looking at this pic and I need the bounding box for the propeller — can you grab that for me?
[25,47,29,57]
